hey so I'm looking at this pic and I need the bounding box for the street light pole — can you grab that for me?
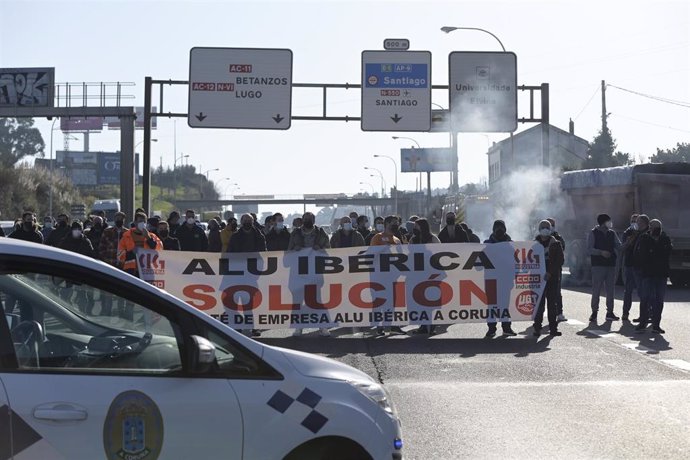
[364,166,386,197]
[440,26,507,51]
[392,136,423,197]
[48,118,57,218]
[359,181,375,195]
[374,154,398,215]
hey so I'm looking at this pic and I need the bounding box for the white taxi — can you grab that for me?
[0,238,403,460]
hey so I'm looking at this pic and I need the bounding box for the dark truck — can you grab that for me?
[560,163,690,287]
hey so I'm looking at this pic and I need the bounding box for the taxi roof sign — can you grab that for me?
[188,47,292,130]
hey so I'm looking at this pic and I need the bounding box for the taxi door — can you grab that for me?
[0,261,245,460]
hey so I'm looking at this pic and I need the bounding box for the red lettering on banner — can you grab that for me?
[268,285,300,310]
[192,82,215,91]
[216,83,235,91]
[183,284,216,310]
[304,284,342,309]
[459,279,497,306]
[348,282,386,308]
[412,279,453,307]
[393,281,406,308]
[221,285,262,311]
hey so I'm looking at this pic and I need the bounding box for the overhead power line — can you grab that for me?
[574,85,600,121]
[607,84,690,108]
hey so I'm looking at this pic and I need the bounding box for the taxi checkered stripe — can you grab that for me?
[267,387,329,434]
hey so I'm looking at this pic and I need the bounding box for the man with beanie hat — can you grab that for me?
[587,213,622,322]
[60,221,96,258]
[533,220,565,336]
[483,220,517,337]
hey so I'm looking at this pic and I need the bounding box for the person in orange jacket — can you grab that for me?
[118,211,163,277]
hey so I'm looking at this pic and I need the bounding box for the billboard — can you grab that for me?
[55,151,139,186]
[104,106,157,129]
[401,148,453,172]
[0,67,54,107]
[61,117,104,132]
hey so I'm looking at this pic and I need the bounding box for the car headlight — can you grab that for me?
[349,380,396,415]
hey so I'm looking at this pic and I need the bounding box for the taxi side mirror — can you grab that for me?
[190,335,216,373]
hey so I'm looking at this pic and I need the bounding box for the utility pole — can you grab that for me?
[601,79,607,132]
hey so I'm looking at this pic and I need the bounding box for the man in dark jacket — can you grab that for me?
[207,218,222,252]
[356,215,371,242]
[533,220,565,337]
[459,222,481,243]
[85,216,107,253]
[8,212,43,244]
[621,213,641,320]
[635,219,672,334]
[229,214,267,253]
[547,217,567,322]
[330,216,366,248]
[439,212,469,243]
[176,209,209,251]
[46,213,70,246]
[157,221,181,250]
[266,213,291,251]
[483,220,517,338]
[167,211,181,237]
[60,221,95,257]
[587,213,622,322]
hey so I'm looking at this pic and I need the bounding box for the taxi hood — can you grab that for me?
[269,346,374,383]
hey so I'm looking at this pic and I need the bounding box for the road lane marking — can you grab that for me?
[661,360,690,371]
[566,319,585,326]
[622,343,654,353]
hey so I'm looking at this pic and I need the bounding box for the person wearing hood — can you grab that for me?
[221,217,238,252]
[266,213,291,251]
[483,220,517,337]
[8,212,43,244]
[587,213,622,322]
[167,211,181,237]
[60,221,96,257]
[634,219,672,334]
[176,209,208,251]
[330,216,365,248]
[439,212,469,243]
[85,216,107,252]
[157,221,181,250]
[533,220,565,337]
[46,213,70,246]
[460,222,480,243]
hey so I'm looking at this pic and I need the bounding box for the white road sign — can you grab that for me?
[449,51,517,133]
[188,47,292,129]
[361,50,432,132]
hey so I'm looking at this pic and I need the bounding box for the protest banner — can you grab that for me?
[137,242,545,329]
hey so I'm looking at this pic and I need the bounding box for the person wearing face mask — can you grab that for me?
[621,213,641,320]
[547,217,567,322]
[483,220,517,337]
[207,218,223,253]
[365,216,385,246]
[370,216,406,336]
[634,219,672,334]
[98,212,128,267]
[221,217,238,252]
[409,218,441,335]
[439,212,469,244]
[176,209,209,252]
[288,212,331,337]
[533,220,565,337]
[8,212,44,244]
[291,217,303,232]
[631,214,651,324]
[229,214,267,253]
[118,212,163,277]
[46,213,71,246]
[356,215,372,241]
[157,221,180,250]
[587,213,622,322]
[266,213,291,251]
[330,216,366,249]
[40,216,54,241]
[59,221,96,257]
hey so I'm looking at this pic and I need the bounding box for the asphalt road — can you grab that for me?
[257,284,690,460]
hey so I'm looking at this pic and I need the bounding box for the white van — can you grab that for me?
[0,239,403,459]
[91,199,121,224]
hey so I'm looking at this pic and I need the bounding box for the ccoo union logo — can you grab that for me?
[516,290,539,316]
[139,253,165,275]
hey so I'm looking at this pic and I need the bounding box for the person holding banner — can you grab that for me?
[365,216,385,246]
[410,218,441,335]
[533,220,565,337]
[439,212,469,244]
[266,213,291,251]
[118,212,163,277]
[371,216,406,336]
[484,220,517,338]
[330,216,365,249]
[290,212,332,337]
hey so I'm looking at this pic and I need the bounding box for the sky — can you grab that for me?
[1,0,689,202]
